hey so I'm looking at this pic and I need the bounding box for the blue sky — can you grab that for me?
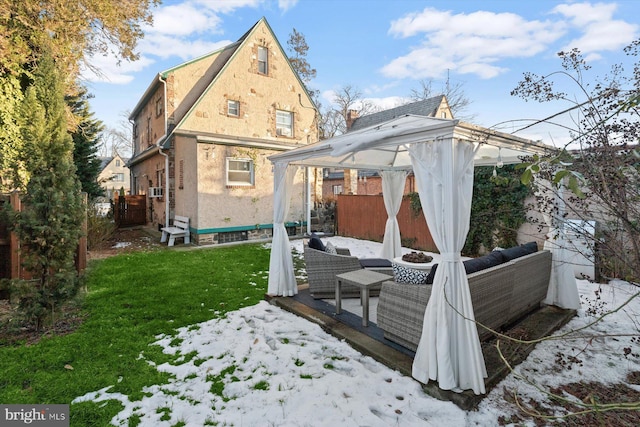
[82,0,640,153]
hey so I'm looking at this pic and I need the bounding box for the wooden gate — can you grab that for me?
[115,195,147,227]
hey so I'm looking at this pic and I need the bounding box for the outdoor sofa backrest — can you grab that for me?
[377,250,552,352]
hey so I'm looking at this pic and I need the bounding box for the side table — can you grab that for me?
[335,269,391,326]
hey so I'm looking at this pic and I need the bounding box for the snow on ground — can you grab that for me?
[73,237,640,426]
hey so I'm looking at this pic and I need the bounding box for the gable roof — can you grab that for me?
[349,96,447,131]
[128,20,259,122]
[99,155,129,172]
[158,17,317,149]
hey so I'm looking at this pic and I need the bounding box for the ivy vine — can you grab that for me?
[406,164,530,256]
[466,165,530,255]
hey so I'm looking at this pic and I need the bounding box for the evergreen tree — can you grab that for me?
[287,28,317,97]
[11,51,84,330]
[0,73,26,191]
[67,88,105,200]
[0,0,157,189]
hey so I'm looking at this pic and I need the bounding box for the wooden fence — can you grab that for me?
[114,195,147,227]
[336,194,437,252]
[0,192,87,297]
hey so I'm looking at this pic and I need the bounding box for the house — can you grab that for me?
[322,96,453,199]
[127,17,318,245]
[97,154,131,199]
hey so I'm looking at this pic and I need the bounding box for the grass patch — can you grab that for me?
[207,365,238,400]
[0,243,271,426]
[252,380,269,391]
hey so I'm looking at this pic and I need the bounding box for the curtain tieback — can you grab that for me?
[440,252,461,262]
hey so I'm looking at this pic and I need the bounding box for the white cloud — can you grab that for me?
[552,2,616,26]
[552,2,638,55]
[364,96,408,111]
[144,2,223,36]
[383,7,566,80]
[320,89,407,112]
[80,52,155,84]
[138,34,231,61]
[278,0,298,13]
[84,0,265,84]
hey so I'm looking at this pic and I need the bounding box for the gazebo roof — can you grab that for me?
[269,115,556,169]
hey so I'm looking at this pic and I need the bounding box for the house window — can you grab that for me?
[333,185,343,195]
[116,159,121,167]
[146,117,152,144]
[258,46,268,75]
[227,158,254,186]
[276,110,293,137]
[156,97,163,117]
[156,169,163,187]
[113,173,124,182]
[228,100,239,117]
[441,112,447,118]
[218,230,248,244]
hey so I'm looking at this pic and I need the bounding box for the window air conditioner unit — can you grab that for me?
[149,187,163,198]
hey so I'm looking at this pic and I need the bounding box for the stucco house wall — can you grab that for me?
[98,154,131,199]
[128,17,316,245]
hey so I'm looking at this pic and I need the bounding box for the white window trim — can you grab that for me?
[226,157,254,186]
[276,110,293,137]
[258,46,268,75]
[227,100,239,117]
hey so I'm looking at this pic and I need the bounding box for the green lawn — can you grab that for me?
[0,243,297,426]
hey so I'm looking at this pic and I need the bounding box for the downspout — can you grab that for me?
[155,75,169,228]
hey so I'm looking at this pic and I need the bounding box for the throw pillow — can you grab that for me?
[359,258,393,268]
[463,250,505,274]
[308,234,326,252]
[325,241,338,255]
[521,241,539,253]
[501,241,538,261]
[425,264,438,284]
[393,263,429,285]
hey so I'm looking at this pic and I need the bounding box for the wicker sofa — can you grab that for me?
[303,245,393,299]
[377,248,552,352]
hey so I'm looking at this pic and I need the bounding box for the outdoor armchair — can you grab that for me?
[303,245,392,299]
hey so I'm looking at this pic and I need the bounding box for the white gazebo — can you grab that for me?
[267,115,579,395]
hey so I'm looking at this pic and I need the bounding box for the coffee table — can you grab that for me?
[335,269,390,326]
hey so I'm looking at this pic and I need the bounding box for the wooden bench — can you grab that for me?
[160,215,191,247]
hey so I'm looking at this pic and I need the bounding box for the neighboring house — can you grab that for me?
[97,154,131,199]
[322,96,453,199]
[127,17,318,245]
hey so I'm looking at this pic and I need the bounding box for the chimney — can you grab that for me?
[346,109,359,130]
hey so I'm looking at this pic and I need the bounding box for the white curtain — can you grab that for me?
[540,182,581,309]
[267,162,298,296]
[380,170,408,259]
[409,139,487,395]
